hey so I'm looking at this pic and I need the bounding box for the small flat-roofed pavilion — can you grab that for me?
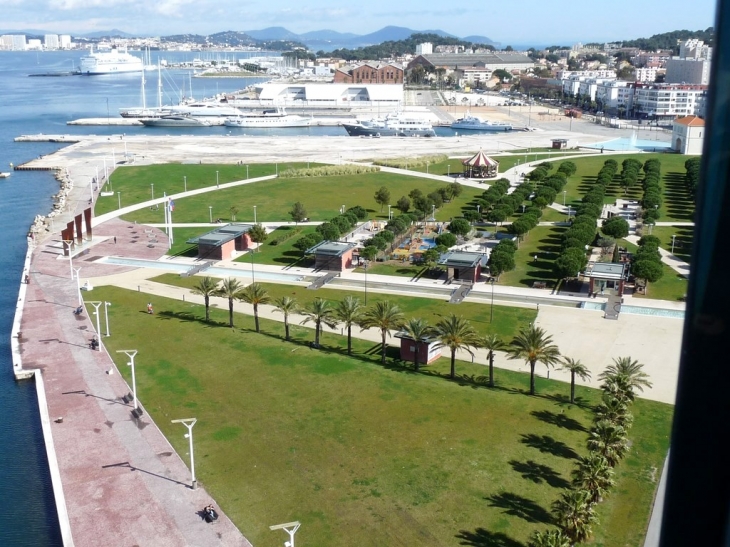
[584,262,628,296]
[306,240,357,271]
[186,223,253,260]
[439,251,485,284]
[394,332,442,365]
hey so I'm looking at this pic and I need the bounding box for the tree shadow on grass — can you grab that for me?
[520,433,579,460]
[157,310,227,328]
[485,491,554,524]
[509,459,570,488]
[455,528,526,547]
[530,409,586,431]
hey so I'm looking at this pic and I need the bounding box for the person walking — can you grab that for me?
[147,303,153,314]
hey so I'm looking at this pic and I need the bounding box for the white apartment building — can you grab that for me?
[633,83,707,119]
[59,35,72,49]
[44,34,59,50]
[556,69,616,80]
[459,67,493,87]
[679,39,712,60]
[665,58,711,85]
[416,42,433,55]
[596,80,634,110]
[634,67,658,83]
[27,39,42,50]
[1,34,27,50]
[562,75,615,101]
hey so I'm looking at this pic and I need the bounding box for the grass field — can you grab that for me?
[621,240,688,302]
[115,170,486,225]
[151,274,536,339]
[498,225,566,289]
[651,225,694,264]
[235,225,319,266]
[90,285,673,547]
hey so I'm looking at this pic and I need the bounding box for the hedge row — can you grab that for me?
[641,159,662,222]
[684,157,701,201]
[279,165,379,178]
[268,226,303,246]
[373,154,448,169]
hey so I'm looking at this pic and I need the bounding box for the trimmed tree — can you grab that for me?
[601,216,630,239]
[507,324,561,395]
[215,277,244,328]
[248,223,268,250]
[560,357,592,404]
[273,296,298,341]
[300,298,338,348]
[360,301,405,364]
[289,202,307,224]
[239,282,271,333]
[191,276,219,322]
[432,314,479,380]
[374,186,391,212]
[481,334,506,387]
[334,296,363,355]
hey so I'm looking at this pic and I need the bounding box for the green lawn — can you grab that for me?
[352,262,426,279]
[621,239,688,302]
[650,225,694,264]
[499,225,566,289]
[150,274,536,339]
[235,225,319,266]
[89,285,673,547]
[116,171,485,225]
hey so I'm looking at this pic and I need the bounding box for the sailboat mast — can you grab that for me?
[157,62,162,109]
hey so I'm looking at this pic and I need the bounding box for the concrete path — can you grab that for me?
[626,234,690,277]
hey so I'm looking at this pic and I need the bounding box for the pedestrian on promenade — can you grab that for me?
[147,303,153,314]
[114,236,117,244]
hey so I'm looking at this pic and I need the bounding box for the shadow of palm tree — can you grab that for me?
[455,528,526,547]
[485,491,553,524]
[157,310,226,328]
[520,433,579,460]
[530,409,586,431]
[509,459,570,488]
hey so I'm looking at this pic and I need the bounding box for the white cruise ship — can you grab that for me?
[79,46,144,75]
[223,108,311,128]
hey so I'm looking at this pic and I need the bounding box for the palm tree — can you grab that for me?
[598,356,653,403]
[594,393,634,430]
[400,318,432,371]
[572,453,615,505]
[334,296,362,355]
[238,282,270,333]
[551,489,597,545]
[480,334,506,387]
[507,324,561,396]
[560,357,592,404]
[191,276,218,322]
[432,314,479,380]
[528,529,571,547]
[215,277,244,328]
[300,298,337,348]
[587,420,629,467]
[273,296,298,341]
[360,301,405,364]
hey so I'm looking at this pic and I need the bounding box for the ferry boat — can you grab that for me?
[140,115,211,128]
[223,108,311,128]
[450,113,513,132]
[342,112,436,137]
[78,46,144,75]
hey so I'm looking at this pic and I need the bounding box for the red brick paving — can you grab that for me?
[22,224,252,546]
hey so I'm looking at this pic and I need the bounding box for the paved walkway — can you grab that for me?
[626,234,691,277]
[22,220,252,547]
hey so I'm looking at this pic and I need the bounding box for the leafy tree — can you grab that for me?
[507,324,561,395]
[360,301,405,364]
[435,232,457,248]
[448,218,471,237]
[316,222,341,241]
[601,216,630,239]
[248,223,268,250]
[493,68,512,81]
[554,248,587,281]
[632,259,664,294]
[481,334,506,387]
[229,206,239,221]
[191,276,218,322]
[572,453,615,505]
[597,237,616,256]
[401,318,432,371]
[396,195,410,213]
[300,298,337,348]
[215,277,244,328]
[239,282,271,333]
[488,249,516,279]
[293,232,323,252]
[335,296,363,355]
[552,489,597,544]
[560,357,592,404]
[374,186,391,212]
[448,180,463,199]
[422,248,441,271]
[289,201,307,224]
[360,245,378,261]
[273,296,298,341]
[432,314,479,380]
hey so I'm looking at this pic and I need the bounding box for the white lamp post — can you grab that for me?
[171,418,197,489]
[103,301,112,336]
[150,183,154,200]
[209,206,213,223]
[183,175,187,192]
[254,205,257,224]
[63,240,74,279]
[246,164,249,179]
[671,234,676,254]
[73,267,83,307]
[563,190,566,206]
[216,170,219,189]
[117,350,138,409]
[270,522,301,547]
[388,204,392,220]
[89,301,102,344]
[117,191,121,210]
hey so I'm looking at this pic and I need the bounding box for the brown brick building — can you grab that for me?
[334,63,403,84]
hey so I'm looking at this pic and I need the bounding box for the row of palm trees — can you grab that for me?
[191,277,594,400]
[530,357,653,547]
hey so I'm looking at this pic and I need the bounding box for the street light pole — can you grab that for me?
[254,205,257,224]
[104,301,111,336]
[209,206,213,223]
[150,183,154,200]
[364,260,368,305]
[117,350,138,409]
[270,522,301,547]
[117,191,121,210]
[89,301,103,345]
[671,234,676,254]
[563,190,566,206]
[171,418,197,489]
[73,267,83,307]
[490,278,495,323]
[63,240,74,279]
[184,175,187,192]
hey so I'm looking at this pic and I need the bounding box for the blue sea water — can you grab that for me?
[0,49,273,546]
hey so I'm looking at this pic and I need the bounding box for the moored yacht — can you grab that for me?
[140,115,211,127]
[450,112,513,132]
[223,108,311,128]
[342,112,435,137]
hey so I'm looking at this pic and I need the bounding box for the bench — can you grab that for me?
[532,281,547,289]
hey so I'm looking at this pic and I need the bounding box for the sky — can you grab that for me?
[0,0,718,46]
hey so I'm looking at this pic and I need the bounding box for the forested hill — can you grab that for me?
[323,33,495,61]
[621,28,714,51]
